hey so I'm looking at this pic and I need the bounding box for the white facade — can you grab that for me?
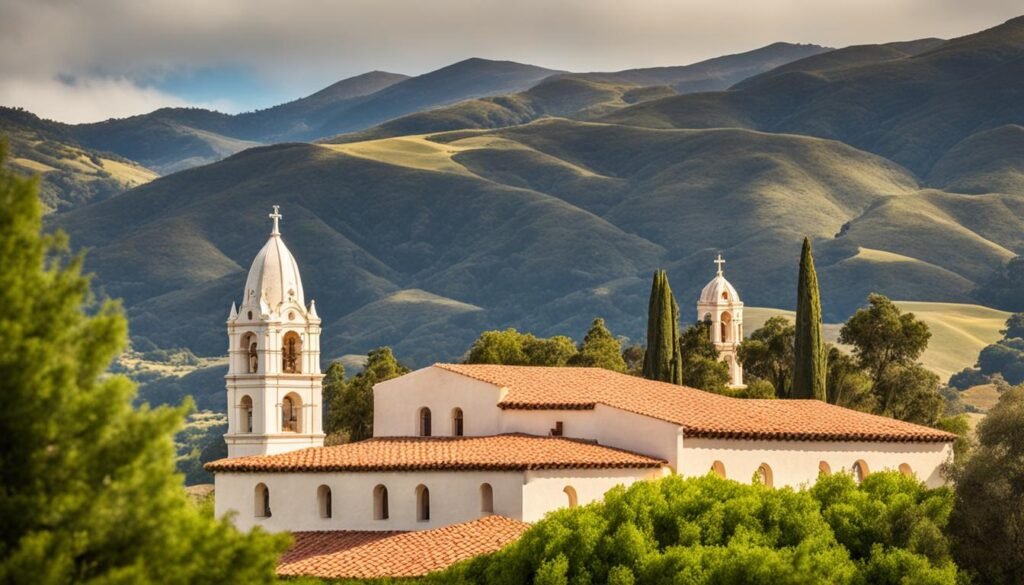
[223,206,325,457]
[697,254,744,386]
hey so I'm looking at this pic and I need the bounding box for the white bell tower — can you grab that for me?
[224,206,325,457]
[696,254,744,387]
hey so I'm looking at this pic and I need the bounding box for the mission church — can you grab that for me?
[207,208,955,580]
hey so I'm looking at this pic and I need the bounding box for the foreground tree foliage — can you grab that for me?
[948,387,1024,584]
[418,473,959,585]
[325,347,409,442]
[0,145,289,584]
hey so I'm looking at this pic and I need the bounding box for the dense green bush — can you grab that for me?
[412,473,959,585]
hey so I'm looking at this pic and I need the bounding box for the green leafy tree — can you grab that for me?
[568,318,627,372]
[322,360,345,430]
[428,472,959,585]
[793,237,826,400]
[974,256,1024,311]
[948,387,1024,584]
[620,344,645,376]
[0,145,289,584]
[826,346,875,410]
[1002,313,1024,339]
[679,322,729,392]
[522,335,576,367]
[466,328,529,365]
[642,270,682,384]
[738,316,795,398]
[839,294,935,419]
[328,347,409,442]
[465,329,576,366]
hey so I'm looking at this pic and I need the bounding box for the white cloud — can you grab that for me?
[0,76,239,124]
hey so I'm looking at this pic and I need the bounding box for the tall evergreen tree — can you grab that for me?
[0,145,288,584]
[793,237,827,400]
[642,270,682,384]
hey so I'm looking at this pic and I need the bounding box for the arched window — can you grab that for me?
[240,395,253,433]
[419,407,432,437]
[282,331,302,373]
[710,461,726,478]
[452,408,464,436]
[480,483,494,515]
[416,485,430,522]
[756,463,774,487]
[721,312,732,342]
[318,485,332,519]
[242,333,257,373]
[853,460,869,483]
[898,463,914,478]
[818,461,831,476]
[373,485,389,520]
[282,393,302,433]
[564,486,578,508]
[255,483,271,518]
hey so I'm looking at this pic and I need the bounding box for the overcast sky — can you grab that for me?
[2,0,1021,123]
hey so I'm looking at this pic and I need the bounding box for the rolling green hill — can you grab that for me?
[1,107,159,212]
[50,111,1021,365]
[601,15,1024,177]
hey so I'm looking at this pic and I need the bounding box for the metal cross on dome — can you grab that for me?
[714,254,725,276]
[269,205,282,236]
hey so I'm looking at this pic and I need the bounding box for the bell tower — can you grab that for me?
[224,206,325,457]
[696,254,744,387]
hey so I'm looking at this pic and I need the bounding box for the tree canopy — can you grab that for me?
[738,315,795,398]
[948,386,1024,584]
[568,318,627,372]
[679,322,730,392]
[421,473,960,585]
[0,144,289,584]
[325,347,409,443]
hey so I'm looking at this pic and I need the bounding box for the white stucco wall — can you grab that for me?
[373,368,505,437]
[499,405,683,469]
[216,470,525,532]
[521,467,668,522]
[679,437,952,488]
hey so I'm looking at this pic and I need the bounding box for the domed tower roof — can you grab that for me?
[241,206,305,316]
[698,254,741,305]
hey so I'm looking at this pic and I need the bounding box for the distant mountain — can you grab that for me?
[0,107,158,212]
[325,77,676,143]
[559,42,832,92]
[601,16,1024,176]
[50,112,1020,366]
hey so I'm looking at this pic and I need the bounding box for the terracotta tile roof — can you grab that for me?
[205,433,666,473]
[278,515,529,579]
[435,364,955,443]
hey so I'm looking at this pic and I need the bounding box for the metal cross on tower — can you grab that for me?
[269,205,282,236]
[714,253,725,276]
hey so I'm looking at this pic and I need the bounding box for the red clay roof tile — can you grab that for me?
[435,364,955,443]
[205,433,666,473]
[278,515,529,579]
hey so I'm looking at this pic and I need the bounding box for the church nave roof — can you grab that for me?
[205,433,667,473]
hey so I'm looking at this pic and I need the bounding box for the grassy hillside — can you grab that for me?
[601,16,1024,177]
[1,107,158,212]
[50,112,1021,364]
[746,302,1009,381]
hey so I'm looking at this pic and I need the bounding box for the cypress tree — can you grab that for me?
[793,237,827,400]
[642,270,682,384]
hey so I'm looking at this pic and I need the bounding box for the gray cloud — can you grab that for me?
[2,0,1021,122]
